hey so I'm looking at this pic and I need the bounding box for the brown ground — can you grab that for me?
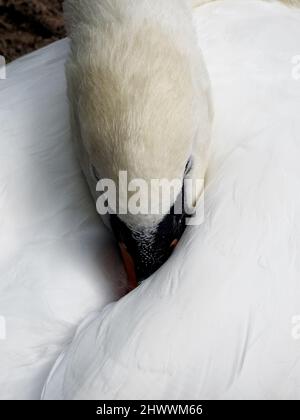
[0,0,66,62]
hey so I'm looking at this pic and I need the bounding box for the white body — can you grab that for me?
[0,0,300,400]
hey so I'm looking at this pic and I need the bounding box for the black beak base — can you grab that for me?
[110,203,187,283]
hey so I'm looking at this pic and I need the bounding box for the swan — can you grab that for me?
[64,0,213,288]
[42,0,300,399]
[0,0,299,401]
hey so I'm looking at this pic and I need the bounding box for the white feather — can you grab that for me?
[42,1,300,400]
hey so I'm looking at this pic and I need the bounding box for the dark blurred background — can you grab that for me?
[0,0,66,62]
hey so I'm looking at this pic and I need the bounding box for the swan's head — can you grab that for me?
[90,153,201,289]
[71,26,211,288]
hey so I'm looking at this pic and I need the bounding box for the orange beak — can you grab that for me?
[170,239,178,249]
[119,242,138,291]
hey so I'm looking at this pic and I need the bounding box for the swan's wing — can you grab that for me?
[0,39,124,400]
[42,1,300,400]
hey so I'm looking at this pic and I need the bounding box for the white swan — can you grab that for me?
[0,0,299,401]
[41,0,300,399]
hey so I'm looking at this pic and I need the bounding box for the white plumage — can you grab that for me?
[0,39,125,400]
[0,0,300,400]
[42,0,300,399]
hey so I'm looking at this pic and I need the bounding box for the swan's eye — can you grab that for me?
[184,158,192,175]
[92,165,100,181]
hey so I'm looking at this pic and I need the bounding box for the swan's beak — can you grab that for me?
[118,238,179,290]
[111,210,186,290]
